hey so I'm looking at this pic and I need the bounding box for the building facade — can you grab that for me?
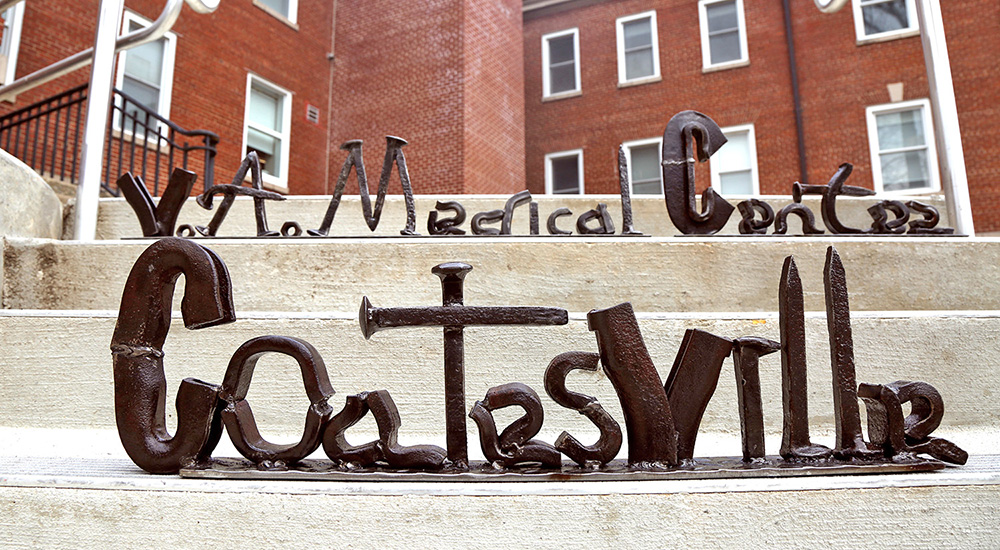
[0,0,998,229]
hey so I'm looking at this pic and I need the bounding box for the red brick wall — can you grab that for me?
[1,0,333,195]
[524,0,1000,230]
[463,0,526,194]
[329,0,526,195]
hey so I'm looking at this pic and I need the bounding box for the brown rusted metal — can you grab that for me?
[471,209,503,235]
[501,190,533,235]
[774,202,824,235]
[189,152,285,237]
[824,246,880,459]
[322,393,381,466]
[778,256,832,460]
[737,199,775,235]
[360,262,568,468]
[110,237,236,474]
[119,168,196,237]
[859,381,968,464]
[544,351,623,466]
[547,207,573,235]
[469,383,561,468]
[661,110,734,235]
[906,200,955,235]
[309,137,418,236]
[617,144,643,236]
[868,200,910,234]
[664,329,734,461]
[732,336,781,461]
[219,335,335,467]
[793,164,874,234]
[427,200,467,235]
[588,302,678,467]
[576,203,616,235]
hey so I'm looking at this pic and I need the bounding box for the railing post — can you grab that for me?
[914,0,975,236]
[73,0,123,241]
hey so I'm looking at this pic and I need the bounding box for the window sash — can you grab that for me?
[545,150,583,194]
[699,0,748,69]
[113,12,175,134]
[616,11,660,84]
[852,0,917,41]
[542,29,580,97]
[244,75,292,188]
[866,100,938,194]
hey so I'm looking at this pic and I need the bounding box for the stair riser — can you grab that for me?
[86,195,951,240]
[5,238,996,312]
[1,314,995,447]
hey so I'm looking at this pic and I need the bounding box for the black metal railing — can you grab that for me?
[0,83,218,196]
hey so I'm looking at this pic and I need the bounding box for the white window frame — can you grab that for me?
[242,74,293,190]
[113,11,177,133]
[541,28,581,99]
[865,98,939,195]
[710,123,760,196]
[852,0,918,44]
[252,0,298,26]
[544,149,584,194]
[615,11,660,87]
[621,137,663,195]
[0,0,25,88]
[698,0,749,72]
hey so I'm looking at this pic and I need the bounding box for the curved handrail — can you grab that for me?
[0,0,219,101]
[114,87,220,143]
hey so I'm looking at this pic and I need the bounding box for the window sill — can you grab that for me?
[617,75,661,89]
[702,59,750,74]
[252,0,299,30]
[244,171,289,194]
[855,28,920,46]
[541,90,582,103]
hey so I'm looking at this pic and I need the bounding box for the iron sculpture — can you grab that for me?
[111,238,968,479]
[119,168,197,237]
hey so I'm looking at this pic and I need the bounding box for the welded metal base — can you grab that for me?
[181,455,944,482]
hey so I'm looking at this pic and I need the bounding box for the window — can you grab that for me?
[710,124,759,196]
[616,11,660,86]
[698,0,749,70]
[622,138,663,195]
[541,29,580,99]
[243,75,292,189]
[866,99,938,194]
[545,150,584,194]
[253,0,298,25]
[852,0,917,42]
[0,0,24,87]
[114,12,176,131]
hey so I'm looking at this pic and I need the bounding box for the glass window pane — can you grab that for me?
[625,49,654,80]
[550,155,580,193]
[719,171,753,195]
[623,18,652,50]
[549,63,576,94]
[862,0,908,35]
[257,0,289,16]
[706,1,739,32]
[548,35,575,65]
[630,144,660,181]
[709,31,741,64]
[876,108,925,150]
[247,127,281,176]
[633,179,662,194]
[121,76,159,114]
[714,131,750,171]
[880,150,929,192]
[249,86,282,131]
[124,38,164,87]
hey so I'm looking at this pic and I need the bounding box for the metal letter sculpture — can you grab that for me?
[111,238,968,481]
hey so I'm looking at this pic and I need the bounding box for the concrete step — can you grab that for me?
[4,236,995,312]
[84,194,952,240]
[1,310,995,455]
[0,450,996,547]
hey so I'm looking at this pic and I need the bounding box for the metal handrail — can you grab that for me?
[112,87,220,145]
[0,0,219,102]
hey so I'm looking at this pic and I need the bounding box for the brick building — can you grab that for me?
[0,0,998,229]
